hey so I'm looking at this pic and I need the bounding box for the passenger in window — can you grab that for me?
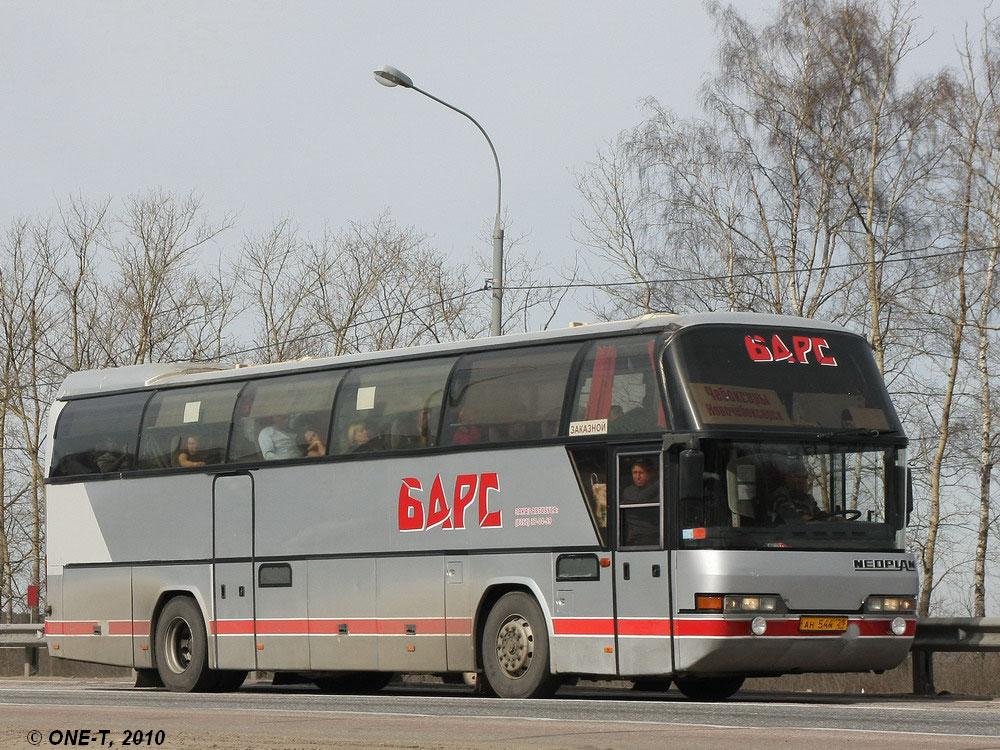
[258,413,301,461]
[620,457,660,546]
[451,405,482,445]
[621,458,659,504]
[303,426,326,457]
[347,421,372,451]
[177,435,206,468]
[608,404,623,423]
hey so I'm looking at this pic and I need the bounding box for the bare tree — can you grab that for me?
[236,219,320,364]
[110,189,232,364]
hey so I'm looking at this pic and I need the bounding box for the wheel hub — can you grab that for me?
[495,614,534,679]
[163,617,193,675]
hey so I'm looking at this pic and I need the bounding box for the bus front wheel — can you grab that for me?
[481,591,558,699]
[154,596,216,692]
[674,675,745,701]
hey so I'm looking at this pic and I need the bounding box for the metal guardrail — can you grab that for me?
[2,619,999,694]
[0,623,44,677]
[911,617,1000,695]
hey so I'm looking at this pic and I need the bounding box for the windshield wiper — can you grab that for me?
[815,428,899,440]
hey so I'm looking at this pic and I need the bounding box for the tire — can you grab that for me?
[480,591,558,699]
[154,596,216,692]
[315,671,393,693]
[210,670,247,692]
[674,675,745,701]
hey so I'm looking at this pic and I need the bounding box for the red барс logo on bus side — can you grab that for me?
[744,333,838,366]
[398,473,502,532]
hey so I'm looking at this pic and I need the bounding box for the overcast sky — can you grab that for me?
[1,1,992,323]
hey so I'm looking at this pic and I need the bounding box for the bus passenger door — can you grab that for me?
[213,474,256,670]
[613,448,673,677]
[549,446,617,675]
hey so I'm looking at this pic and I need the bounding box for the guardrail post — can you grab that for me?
[23,644,39,677]
[911,648,934,695]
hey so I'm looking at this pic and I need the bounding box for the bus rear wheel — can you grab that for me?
[674,675,745,701]
[154,596,217,692]
[481,591,558,699]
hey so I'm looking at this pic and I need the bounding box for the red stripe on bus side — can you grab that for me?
[212,620,255,635]
[46,620,141,636]
[446,617,473,636]
[55,621,98,636]
[552,618,615,636]
[306,619,378,635]
[378,618,447,635]
[48,616,916,639]
[214,618,468,637]
[618,618,671,636]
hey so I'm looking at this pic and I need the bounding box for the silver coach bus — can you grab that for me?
[43,313,917,699]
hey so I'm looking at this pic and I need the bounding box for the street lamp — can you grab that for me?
[374,64,504,337]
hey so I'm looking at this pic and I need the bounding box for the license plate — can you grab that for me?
[799,616,848,632]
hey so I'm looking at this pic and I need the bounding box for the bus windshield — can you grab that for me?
[664,325,902,433]
[679,440,907,552]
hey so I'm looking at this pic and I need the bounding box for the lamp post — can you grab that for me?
[374,65,504,337]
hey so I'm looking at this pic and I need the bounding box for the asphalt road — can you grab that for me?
[1,679,998,749]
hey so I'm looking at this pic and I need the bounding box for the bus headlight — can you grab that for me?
[865,595,916,613]
[890,617,908,636]
[750,616,767,636]
[696,593,786,613]
[724,595,783,613]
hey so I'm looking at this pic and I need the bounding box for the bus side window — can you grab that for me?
[49,392,151,479]
[330,358,453,455]
[568,335,666,437]
[442,344,579,448]
[618,452,661,548]
[228,370,341,463]
[137,383,242,470]
[567,447,608,544]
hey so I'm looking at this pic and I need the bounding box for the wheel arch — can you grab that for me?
[473,577,555,671]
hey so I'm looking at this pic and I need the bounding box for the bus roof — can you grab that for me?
[55,312,856,400]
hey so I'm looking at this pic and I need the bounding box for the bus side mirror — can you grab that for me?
[679,449,705,503]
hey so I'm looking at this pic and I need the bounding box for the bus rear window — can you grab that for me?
[49,392,151,478]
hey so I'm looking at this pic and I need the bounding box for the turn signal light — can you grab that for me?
[695,594,724,611]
